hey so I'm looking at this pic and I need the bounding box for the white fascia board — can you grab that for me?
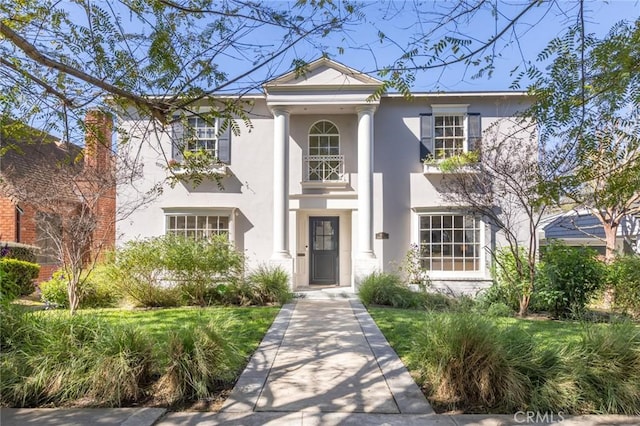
[384,91,528,98]
[266,92,379,106]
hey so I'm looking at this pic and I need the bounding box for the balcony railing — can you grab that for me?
[304,155,345,182]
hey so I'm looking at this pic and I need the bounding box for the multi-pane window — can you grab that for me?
[434,115,464,159]
[309,121,339,156]
[420,110,481,162]
[36,212,62,265]
[419,214,481,272]
[166,215,229,239]
[307,121,343,181]
[185,117,218,156]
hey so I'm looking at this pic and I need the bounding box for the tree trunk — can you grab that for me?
[68,278,79,315]
[603,222,619,264]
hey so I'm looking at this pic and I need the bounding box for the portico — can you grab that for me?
[264,58,382,291]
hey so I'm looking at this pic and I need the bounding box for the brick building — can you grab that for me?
[0,111,115,281]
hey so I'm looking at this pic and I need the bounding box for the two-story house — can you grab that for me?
[117,58,531,294]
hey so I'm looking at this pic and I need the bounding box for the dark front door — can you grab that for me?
[309,216,339,285]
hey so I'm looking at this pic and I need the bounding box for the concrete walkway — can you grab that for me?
[220,299,432,415]
[2,298,640,425]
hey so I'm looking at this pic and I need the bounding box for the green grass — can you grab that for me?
[92,306,279,360]
[1,305,279,407]
[368,307,640,414]
[368,307,631,357]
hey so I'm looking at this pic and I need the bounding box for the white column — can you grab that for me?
[357,105,376,259]
[271,107,291,260]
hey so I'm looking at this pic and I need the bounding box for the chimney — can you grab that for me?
[84,109,116,261]
[84,110,113,173]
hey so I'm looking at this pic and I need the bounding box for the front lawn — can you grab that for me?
[0,305,279,409]
[94,306,278,362]
[368,307,640,415]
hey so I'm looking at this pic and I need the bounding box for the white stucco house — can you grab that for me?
[117,58,532,294]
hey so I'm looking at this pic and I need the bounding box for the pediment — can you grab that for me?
[265,58,381,89]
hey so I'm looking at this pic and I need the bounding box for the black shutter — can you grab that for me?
[420,113,433,162]
[171,115,184,161]
[217,121,231,164]
[467,113,481,154]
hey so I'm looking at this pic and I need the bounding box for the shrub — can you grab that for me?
[536,242,605,318]
[420,292,458,311]
[0,267,18,302]
[112,235,244,307]
[607,255,640,318]
[0,258,39,296]
[245,265,292,305]
[487,248,532,312]
[153,321,241,405]
[39,273,68,307]
[163,234,244,305]
[40,267,119,309]
[358,272,421,308]
[486,302,514,318]
[3,246,37,263]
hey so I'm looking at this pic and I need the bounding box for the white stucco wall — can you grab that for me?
[116,90,532,294]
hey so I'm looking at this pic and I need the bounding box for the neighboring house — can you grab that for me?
[117,58,532,294]
[540,209,640,256]
[0,112,116,281]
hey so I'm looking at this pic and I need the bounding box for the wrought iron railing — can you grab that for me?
[304,155,345,182]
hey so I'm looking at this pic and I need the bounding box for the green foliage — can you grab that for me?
[39,273,68,307]
[607,255,640,318]
[408,313,541,412]
[167,149,226,188]
[0,311,154,407]
[0,267,18,302]
[0,258,39,296]
[486,302,514,318]
[487,247,532,312]
[3,246,37,263]
[245,265,292,305]
[424,150,480,172]
[154,321,241,405]
[0,306,261,408]
[112,235,244,307]
[526,20,640,261]
[40,267,118,309]
[566,322,640,414]
[396,244,431,289]
[379,308,640,414]
[358,272,422,309]
[1,0,356,162]
[536,242,605,318]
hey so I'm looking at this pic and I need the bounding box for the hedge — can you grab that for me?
[0,258,40,297]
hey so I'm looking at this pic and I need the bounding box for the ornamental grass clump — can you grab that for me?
[0,311,154,407]
[568,322,640,414]
[246,264,292,305]
[409,313,543,412]
[358,272,421,309]
[154,321,241,405]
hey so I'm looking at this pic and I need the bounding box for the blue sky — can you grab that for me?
[222,0,639,93]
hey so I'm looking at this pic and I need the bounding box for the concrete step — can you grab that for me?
[293,286,358,300]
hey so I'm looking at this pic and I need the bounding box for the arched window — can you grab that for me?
[307,121,343,181]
